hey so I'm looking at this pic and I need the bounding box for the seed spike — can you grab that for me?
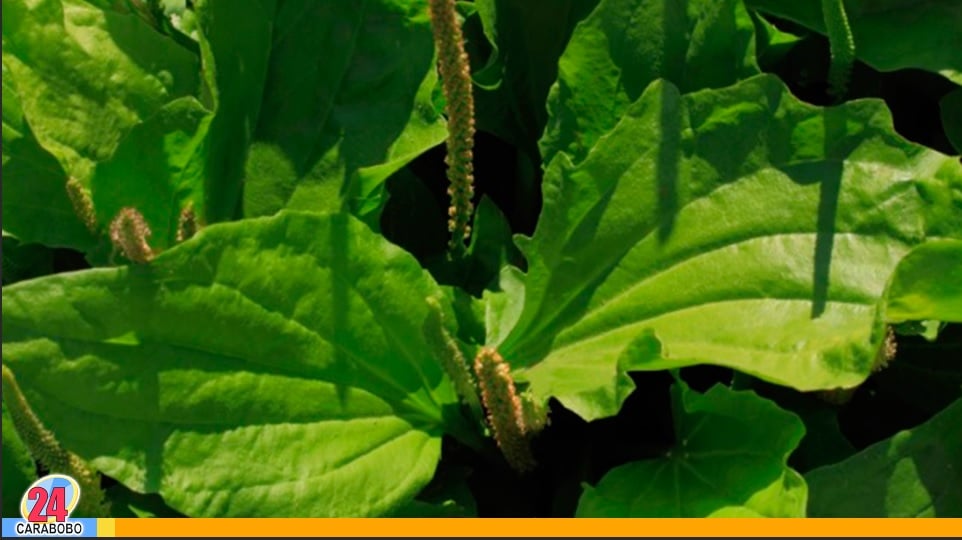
[65,177,98,234]
[873,325,897,372]
[1,365,109,517]
[428,0,475,254]
[176,202,199,243]
[423,297,483,419]
[474,348,536,472]
[109,207,154,264]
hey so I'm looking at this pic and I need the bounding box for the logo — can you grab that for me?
[11,475,85,536]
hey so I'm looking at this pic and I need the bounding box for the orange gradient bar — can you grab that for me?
[111,518,962,537]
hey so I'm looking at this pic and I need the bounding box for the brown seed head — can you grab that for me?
[109,207,154,264]
[473,348,536,472]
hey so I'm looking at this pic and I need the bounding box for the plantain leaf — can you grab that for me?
[884,239,962,324]
[577,380,807,517]
[806,398,962,517]
[1,0,204,255]
[746,0,962,85]
[242,0,447,227]
[1,211,470,517]
[194,0,276,223]
[499,75,962,421]
[1,0,201,182]
[541,0,759,164]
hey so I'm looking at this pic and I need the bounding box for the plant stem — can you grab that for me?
[822,0,855,101]
[428,0,475,255]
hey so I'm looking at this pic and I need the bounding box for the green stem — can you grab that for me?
[822,0,855,101]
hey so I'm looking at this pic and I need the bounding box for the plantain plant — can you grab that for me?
[3,0,961,518]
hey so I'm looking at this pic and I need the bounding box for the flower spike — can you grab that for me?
[428,0,476,253]
[65,177,98,234]
[109,207,155,264]
[2,365,109,517]
[176,202,199,243]
[474,348,536,472]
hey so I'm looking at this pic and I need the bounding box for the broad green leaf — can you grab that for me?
[462,197,521,294]
[484,266,527,350]
[746,0,962,86]
[2,401,36,518]
[540,0,759,164]
[470,0,599,160]
[577,381,807,517]
[884,240,962,323]
[501,75,962,421]
[1,63,95,251]
[749,8,804,69]
[195,0,275,223]
[89,97,211,256]
[242,0,447,226]
[1,211,469,517]
[730,375,857,473]
[942,89,962,155]
[806,398,962,517]
[1,0,201,182]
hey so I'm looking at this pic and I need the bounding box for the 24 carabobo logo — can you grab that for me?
[21,474,80,522]
[14,474,84,536]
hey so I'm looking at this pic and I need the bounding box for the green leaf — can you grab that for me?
[729,375,857,473]
[463,198,522,293]
[806,398,962,517]
[1,0,201,182]
[89,97,211,256]
[750,9,804,68]
[195,0,276,223]
[746,0,962,86]
[1,211,469,517]
[470,0,599,160]
[501,75,962,421]
[576,380,807,517]
[242,0,447,226]
[541,0,760,164]
[885,240,962,323]
[483,266,527,351]
[1,63,95,251]
[2,401,36,518]
[941,89,962,155]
